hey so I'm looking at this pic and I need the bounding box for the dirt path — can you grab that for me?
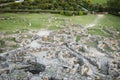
[85,14,104,28]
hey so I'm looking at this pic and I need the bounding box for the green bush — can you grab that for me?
[79,11,88,15]
[64,11,73,16]
[69,7,74,11]
[83,11,88,15]
[79,11,83,15]
[73,11,79,15]
[0,9,61,14]
[60,11,64,15]
[0,9,88,16]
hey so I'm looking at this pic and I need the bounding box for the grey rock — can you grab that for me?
[25,62,46,74]
[0,56,6,61]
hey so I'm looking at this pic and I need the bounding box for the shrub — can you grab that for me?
[64,11,73,16]
[83,11,88,15]
[79,11,83,15]
[73,11,79,15]
[69,7,74,11]
[60,11,64,15]
[79,11,88,15]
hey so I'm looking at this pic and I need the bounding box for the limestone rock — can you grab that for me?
[0,56,6,62]
[81,65,89,76]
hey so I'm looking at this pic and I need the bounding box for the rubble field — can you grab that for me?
[0,19,120,80]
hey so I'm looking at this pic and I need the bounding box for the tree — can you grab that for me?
[107,0,120,15]
[0,0,14,3]
[0,0,92,11]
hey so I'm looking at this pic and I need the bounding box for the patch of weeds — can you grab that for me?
[0,40,5,52]
[115,30,120,39]
[0,40,5,47]
[5,31,15,34]
[49,26,61,30]
[116,35,120,40]
[104,45,114,52]
[86,41,98,48]
[0,48,3,53]
[76,36,81,42]
[88,28,110,37]
[10,37,17,42]
[20,28,29,33]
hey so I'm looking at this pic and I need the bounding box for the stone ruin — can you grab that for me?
[0,22,120,80]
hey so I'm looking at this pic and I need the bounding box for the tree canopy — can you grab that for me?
[1,0,120,16]
[107,0,120,14]
[0,0,92,11]
[0,0,14,3]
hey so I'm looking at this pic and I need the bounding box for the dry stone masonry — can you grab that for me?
[0,20,120,80]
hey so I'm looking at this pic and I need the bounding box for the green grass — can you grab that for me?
[92,0,108,4]
[0,16,27,31]
[86,41,98,48]
[88,28,110,37]
[0,13,120,35]
[96,14,120,30]
[76,36,81,42]
[0,13,97,32]
[0,13,66,32]
[56,14,120,30]
[48,26,61,30]
[70,14,97,26]
[87,14,120,37]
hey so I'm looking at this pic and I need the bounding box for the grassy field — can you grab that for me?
[70,14,97,26]
[87,28,110,37]
[92,0,108,4]
[0,13,120,34]
[87,14,120,38]
[96,14,120,30]
[58,14,120,30]
[0,13,66,32]
[0,13,97,32]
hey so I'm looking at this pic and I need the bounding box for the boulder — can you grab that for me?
[0,56,6,62]
[43,77,63,80]
[25,62,46,74]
